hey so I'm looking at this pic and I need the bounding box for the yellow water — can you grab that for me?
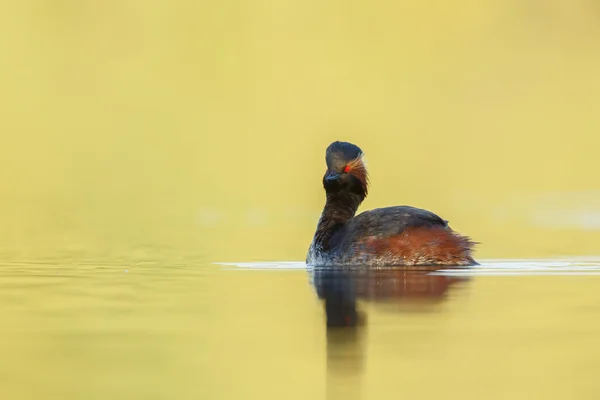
[1,0,600,399]
[3,257,600,400]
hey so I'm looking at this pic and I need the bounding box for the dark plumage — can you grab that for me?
[306,141,478,267]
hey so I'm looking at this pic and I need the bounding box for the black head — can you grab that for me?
[325,141,363,172]
[322,141,368,197]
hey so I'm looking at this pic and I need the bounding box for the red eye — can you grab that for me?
[344,165,351,173]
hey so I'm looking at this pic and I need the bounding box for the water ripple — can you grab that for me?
[215,257,600,275]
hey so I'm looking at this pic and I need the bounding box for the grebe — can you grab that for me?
[306,141,477,267]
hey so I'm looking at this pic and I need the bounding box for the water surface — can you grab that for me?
[2,254,600,400]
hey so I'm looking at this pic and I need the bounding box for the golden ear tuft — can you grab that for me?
[347,156,369,195]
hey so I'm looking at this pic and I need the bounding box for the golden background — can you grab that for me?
[2,3,600,400]
[1,0,599,261]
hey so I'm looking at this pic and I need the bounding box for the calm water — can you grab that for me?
[2,253,600,400]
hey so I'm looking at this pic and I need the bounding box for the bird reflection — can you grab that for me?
[311,267,470,324]
[309,266,471,400]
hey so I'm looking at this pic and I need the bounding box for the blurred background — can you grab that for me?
[3,3,600,400]
[1,0,600,261]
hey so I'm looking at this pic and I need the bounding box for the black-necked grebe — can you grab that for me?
[306,141,478,267]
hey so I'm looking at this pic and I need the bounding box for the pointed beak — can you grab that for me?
[325,172,341,183]
[323,171,343,190]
